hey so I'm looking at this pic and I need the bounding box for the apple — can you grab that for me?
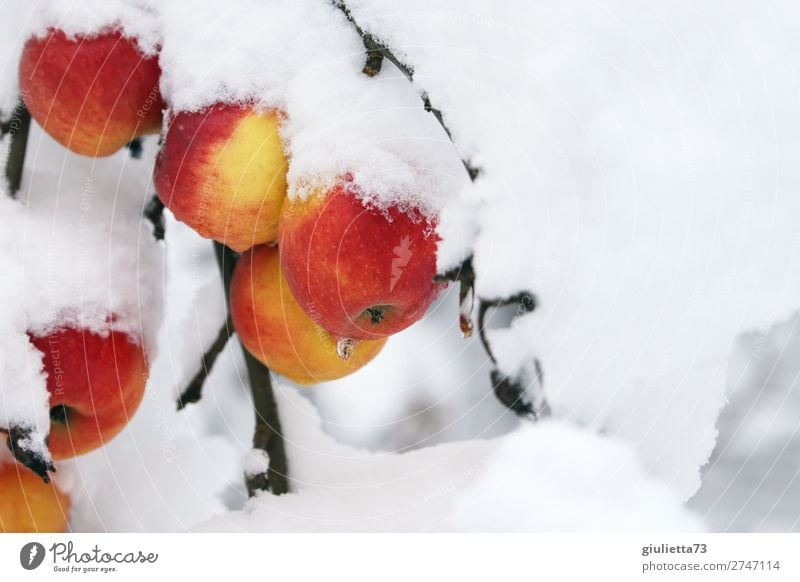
[231,244,386,384]
[19,29,163,157]
[0,461,70,532]
[278,178,446,340]
[153,104,288,252]
[29,326,148,460]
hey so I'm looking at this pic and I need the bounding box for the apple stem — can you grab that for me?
[1,98,31,198]
[176,315,234,410]
[213,242,289,496]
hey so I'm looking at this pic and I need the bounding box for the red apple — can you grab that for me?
[29,326,148,460]
[0,461,70,532]
[278,178,445,340]
[154,104,288,252]
[19,28,163,157]
[231,244,386,384]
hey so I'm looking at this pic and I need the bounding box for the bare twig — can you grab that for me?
[213,242,289,496]
[176,315,233,410]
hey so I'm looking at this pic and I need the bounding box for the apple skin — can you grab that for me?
[19,29,163,157]
[278,179,446,340]
[153,104,288,252]
[0,461,70,532]
[29,326,148,460]
[231,244,386,384]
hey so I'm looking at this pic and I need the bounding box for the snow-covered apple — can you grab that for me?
[154,104,288,252]
[278,178,445,340]
[0,461,70,532]
[19,29,163,157]
[231,244,386,384]
[29,326,148,460]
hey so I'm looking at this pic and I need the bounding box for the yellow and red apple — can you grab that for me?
[154,104,288,252]
[231,244,386,384]
[29,326,148,460]
[0,461,70,532]
[279,178,445,340]
[19,29,163,157]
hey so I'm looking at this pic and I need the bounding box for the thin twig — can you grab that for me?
[176,315,233,410]
[213,242,289,496]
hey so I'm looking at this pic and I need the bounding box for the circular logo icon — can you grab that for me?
[19,542,46,570]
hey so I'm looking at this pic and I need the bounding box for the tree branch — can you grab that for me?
[2,99,31,198]
[176,315,233,410]
[213,242,289,496]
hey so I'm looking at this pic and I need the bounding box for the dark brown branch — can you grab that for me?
[176,315,233,410]
[213,242,289,496]
[144,195,166,241]
[477,290,536,363]
[242,348,289,496]
[2,99,31,197]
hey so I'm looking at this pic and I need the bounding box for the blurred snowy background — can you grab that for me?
[1,0,799,531]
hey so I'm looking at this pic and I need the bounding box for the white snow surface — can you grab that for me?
[197,387,700,532]
[0,125,163,457]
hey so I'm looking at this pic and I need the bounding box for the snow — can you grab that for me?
[157,0,466,217]
[23,0,161,55]
[690,313,800,531]
[344,0,800,499]
[196,386,699,532]
[0,0,797,532]
[0,124,163,464]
